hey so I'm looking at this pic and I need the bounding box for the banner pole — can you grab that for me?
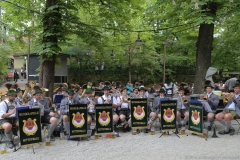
[32,145,35,154]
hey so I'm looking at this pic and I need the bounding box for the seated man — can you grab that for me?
[80,88,97,133]
[0,90,18,149]
[173,86,190,130]
[216,81,240,135]
[200,81,219,131]
[119,88,131,132]
[60,89,79,138]
[98,85,120,137]
[28,86,57,142]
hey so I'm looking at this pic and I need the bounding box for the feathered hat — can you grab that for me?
[32,85,43,95]
[204,80,213,88]
[5,83,12,90]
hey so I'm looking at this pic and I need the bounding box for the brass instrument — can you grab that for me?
[22,83,30,102]
[29,81,37,95]
[201,92,208,101]
[41,88,49,99]
[223,92,234,103]
[183,96,188,104]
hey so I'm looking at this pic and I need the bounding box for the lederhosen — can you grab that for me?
[119,100,130,117]
[0,101,18,126]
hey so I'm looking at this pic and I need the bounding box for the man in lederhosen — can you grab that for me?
[119,88,131,132]
[0,90,18,149]
[216,80,240,135]
[173,85,190,131]
[28,86,58,142]
[145,88,168,133]
[200,80,219,131]
[60,89,79,139]
[98,85,120,137]
[80,88,97,135]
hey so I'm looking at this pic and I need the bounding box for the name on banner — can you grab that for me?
[97,128,112,131]
[190,126,201,131]
[161,103,176,106]
[191,105,202,109]
[131,101,147,104]
[19,112,39,116]
[96,106,112,109]
[23,137,39,142]
[133,122,146,125]
[70,107,86,110]
[163,125,175,127]
[72,130,86,133]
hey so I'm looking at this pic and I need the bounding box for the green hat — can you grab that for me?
[178,86,185,91]
[159,88,166,93]
[85,88,93,94]
[204,80,213,88]
[76,87,82,92]
[57,87,63,92]
[6,90,17,96]
[16,88,22,93]
[233,81,240,88]
[103,86,111,90]
[67,89,75,95]
[138,87,146,91]
[121,88,127,92]
[62,87,67,91]
[33,89,43,95]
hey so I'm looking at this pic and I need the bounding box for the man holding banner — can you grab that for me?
[173,85,190,131]
[28,86,58,142]
[60,89,79,139]
[200,81,219,131]
[80,88,97,133]
[0,90,18,149]
[97,85,120,137]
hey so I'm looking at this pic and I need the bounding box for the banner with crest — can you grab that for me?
[18,108,42,147]
[69,104,88,138]
[188,103,203,136]
[160,100,177,132]
[131,98,148,129]
[95,104,113,134]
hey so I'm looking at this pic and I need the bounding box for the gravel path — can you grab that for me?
[1,121,240,160]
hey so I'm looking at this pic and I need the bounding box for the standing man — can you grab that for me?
[163,75,178,97]
[216,80,240,135]
[225,74,238,92]
[20,67,24,81]
[0,90,18,149]
[200,81,219,131]
[98,85,120,137]
[60,89,79,139]
[28,86,58,142]
[13,70,19,83]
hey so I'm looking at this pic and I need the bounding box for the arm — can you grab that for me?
[60,100,68,115]
[0,103,15,119]
[208,94,219,107]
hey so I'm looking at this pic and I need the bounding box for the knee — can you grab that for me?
[62,115,68,122]
[87,117,92,124]
[215,113,223,121]
[120,115,125,121]
[113,115,119,121]
[2,123,12,131]
[184,112,189,117]
[177,111,181,117]
[158,114,161,119]
[150,112,156,119]
[224,114,232,121]
[50,117,57,124]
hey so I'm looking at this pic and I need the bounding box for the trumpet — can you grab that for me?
[223,92,234,103]
[201,93,208,101]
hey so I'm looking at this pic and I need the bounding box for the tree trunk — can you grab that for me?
[194,2,217,94]
[39,0,60,98]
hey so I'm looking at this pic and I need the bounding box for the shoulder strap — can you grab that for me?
[4,101,9,113]
[101,96,105,103]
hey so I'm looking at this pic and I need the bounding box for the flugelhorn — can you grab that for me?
[183,96,188,104]
[223,92,234,103]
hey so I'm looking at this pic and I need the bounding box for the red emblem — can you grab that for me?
[166,109,172,118]
[101,112,108,121]
[26,119,34,130]
[75,113,82,123]
[136,107,143,115]
[193,111,198,120]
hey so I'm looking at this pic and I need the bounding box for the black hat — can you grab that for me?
[138,87,146,91]
[204,80,214,88]
[233,79,240,88]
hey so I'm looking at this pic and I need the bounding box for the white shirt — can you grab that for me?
[119,96,129,109]
[227,94,240,110]
[112,96,121,111]
[164,83,177,95]
[207,92,212,98]
[97,95,111,104]
[0,99,17,119]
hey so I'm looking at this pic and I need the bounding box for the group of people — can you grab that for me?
[13,67,26,83]
[0,76,240,150]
